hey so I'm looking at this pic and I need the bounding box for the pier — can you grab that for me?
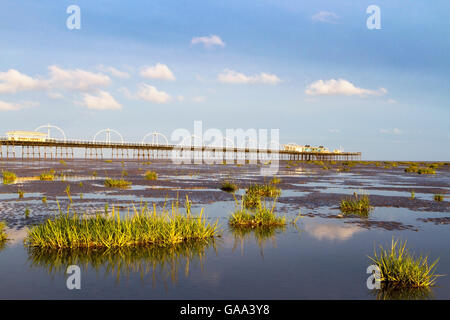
[0,138,361,162]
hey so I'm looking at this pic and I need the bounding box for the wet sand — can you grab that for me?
[0,159,448,230]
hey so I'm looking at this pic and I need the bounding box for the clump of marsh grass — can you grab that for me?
[404,164,418,173]
[25,197,220,249]
[2,170,17,184]
[220,180,238,193]
[144,171,158,180]
[340,192,372,216]
[242,183,281,208]
[229,197,286,228]
[242,191,261,208]
[434,194,444,201]
[427,162,444,170]
[246,183,281,198]
[270,177,282,185]
[417,167,436,175]
[104,178,132,188]
[369,238,442,288]
[39,170,55,181]
[0,221,7,243]
[18,189,25,199]
[405,164,435,175]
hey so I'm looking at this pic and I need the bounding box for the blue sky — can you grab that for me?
[0,0,449,160]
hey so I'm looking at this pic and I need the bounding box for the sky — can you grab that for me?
[0,0,449,160]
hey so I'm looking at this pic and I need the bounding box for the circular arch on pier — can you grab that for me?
[141,132,169,146]
[180,134,203,147]
[34,124,67,141]
[93,128,124,144]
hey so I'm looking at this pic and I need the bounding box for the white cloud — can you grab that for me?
[48,92,64,99]
[218,69,281,85]
[97,65,130,79]
[0,69,45,93]
[137,84,171,104]
[0,100,39,111]
[48,65,111,92]
[191,35,225,48]
[305,224,364,241]
[193,96,206,103]
[305,79,387,97]
[140,63,175,81]
[0,100,22,111]
[380,128,402,135]
[0,66,112,94]
[312,11,339,24]
[80,90,122,110]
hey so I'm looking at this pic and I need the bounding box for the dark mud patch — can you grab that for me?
[417,217,450,225]
[345,220,418,231]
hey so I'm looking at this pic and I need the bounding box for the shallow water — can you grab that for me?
[0,160,449,299]
[1,208,449,299]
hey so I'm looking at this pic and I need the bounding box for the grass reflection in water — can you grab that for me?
[27,239,219,284]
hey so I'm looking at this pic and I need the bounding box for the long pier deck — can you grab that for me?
[0,138,361,162]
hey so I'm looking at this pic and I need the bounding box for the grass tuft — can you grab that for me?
[220,180,238,193]
[270,177,282,185]
[26,197,220,249]
[369,238,442,288]
[405,164,435,175]
[144,171,158,180]
[340,192,372,216]
[229,197,286,228]
[104,178,132,188]
[39,170,55,181]
[2,170,17,184]
[0,221,7,243]
[242,183,281,208]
